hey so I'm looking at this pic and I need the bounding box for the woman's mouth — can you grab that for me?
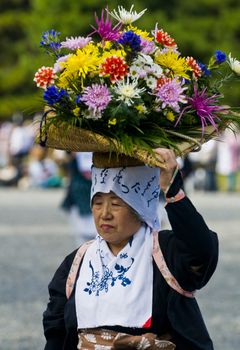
[100,224,114,232]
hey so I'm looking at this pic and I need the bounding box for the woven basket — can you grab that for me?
[37,111,223,169]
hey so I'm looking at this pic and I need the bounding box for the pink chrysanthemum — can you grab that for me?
[140,39,155,54]
[175,86,223,136]
[82,84,112,119]
[61,36,92,50]
[155,78,187,112]
[100,56,128,82]
[54,54,72,73]
[33,66,56,89]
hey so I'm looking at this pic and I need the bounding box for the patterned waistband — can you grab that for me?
[78,328,176,349]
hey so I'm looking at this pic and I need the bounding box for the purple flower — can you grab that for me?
[61,36,92,50]
[90,8,122,41]
[214,50,226,64]
[82,84,112,119]
[54,54,72,72]
[155,78,187,113]
[43,85,69,105]
[140,39,155,54]
[175,86,223,137]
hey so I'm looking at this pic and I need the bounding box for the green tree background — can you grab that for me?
[0,0,240,120]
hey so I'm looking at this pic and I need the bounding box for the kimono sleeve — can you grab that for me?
[43,250,77,350]
[164,197,219,291]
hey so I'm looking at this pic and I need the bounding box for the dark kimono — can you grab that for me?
[43,173,218,350]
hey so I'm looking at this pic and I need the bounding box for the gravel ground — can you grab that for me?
[0,187,239,350]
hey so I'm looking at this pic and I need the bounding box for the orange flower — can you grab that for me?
[34,66,56,89]
[99,56,128,82]
[155,29,176,47]
[157,76,172,88]
[186,56,202,80]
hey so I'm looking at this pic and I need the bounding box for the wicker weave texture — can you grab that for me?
[37,120,221,168]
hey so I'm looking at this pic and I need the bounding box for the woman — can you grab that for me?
[61,152,97,246]
[43,148,218,350]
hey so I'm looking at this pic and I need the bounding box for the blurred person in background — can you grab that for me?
[26,145,63,188]
[61,152,97,246]
[8,113,34,182]
[216,128,240,191]
[188,140,218,192]
[0,121,19,186]
[0,121,13,168]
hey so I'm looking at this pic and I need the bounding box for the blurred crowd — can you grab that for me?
[0,113,240,193]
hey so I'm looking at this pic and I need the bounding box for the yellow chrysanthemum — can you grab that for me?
[100,48,127,64]
[58,43,100,88]
[154,50,191,79]
[166,111,176,122]
[101,40,114,50]
[127,25,153,41]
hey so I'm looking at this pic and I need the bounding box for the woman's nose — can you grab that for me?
[101,203,112,219]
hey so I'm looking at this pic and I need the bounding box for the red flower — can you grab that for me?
[34,66,56,89]
[156,76,172,88]
[99,56,128,82]
[186,56,202,80]
[155,29,176,47]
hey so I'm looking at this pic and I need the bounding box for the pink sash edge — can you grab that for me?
[65,240,95,299]
[152,231,195,298]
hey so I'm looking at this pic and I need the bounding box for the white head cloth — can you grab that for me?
[91,165,161,230]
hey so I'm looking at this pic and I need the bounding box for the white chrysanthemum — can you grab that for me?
[135,53,154,66]
[228,53,240,75]
[145,76,158,89]
[149,63,163,78]
[113,77,146,106]
[129,64,146,78]
[82,109,101,120]
[130,54,162,79]
[108,5,147,24]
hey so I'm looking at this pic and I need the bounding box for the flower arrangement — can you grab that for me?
[34,5,240,160]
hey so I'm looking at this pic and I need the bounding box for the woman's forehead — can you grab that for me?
[94,191,119,199]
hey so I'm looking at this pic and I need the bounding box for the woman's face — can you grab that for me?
[92,192,141,255]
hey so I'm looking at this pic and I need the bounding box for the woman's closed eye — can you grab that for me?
[111,201,122,206]
[92,199,103,206]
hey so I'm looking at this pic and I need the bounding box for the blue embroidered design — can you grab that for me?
[84,258,134,296]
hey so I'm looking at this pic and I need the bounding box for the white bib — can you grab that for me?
[75,225,153,329]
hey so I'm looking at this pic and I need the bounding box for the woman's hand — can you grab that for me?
[154,148,178,193]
